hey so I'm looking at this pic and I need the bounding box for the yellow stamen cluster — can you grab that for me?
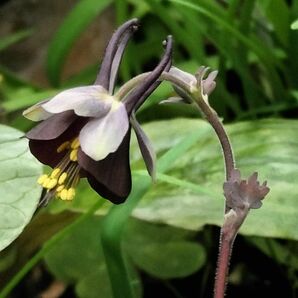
[37,138,81,203]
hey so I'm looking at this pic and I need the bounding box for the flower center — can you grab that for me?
[37,137,81,205]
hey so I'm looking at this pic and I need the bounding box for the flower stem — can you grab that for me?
[164,73,236,296]
[115,72,189,102]
[194,99,235,181]
[214,208,248,298]
[214,229,234,298]
[0,200,103,298]
[158,72,235,180]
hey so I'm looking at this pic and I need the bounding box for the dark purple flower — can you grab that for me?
[23,19,173,205]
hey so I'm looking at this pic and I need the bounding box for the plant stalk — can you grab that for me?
[214,230,235,298]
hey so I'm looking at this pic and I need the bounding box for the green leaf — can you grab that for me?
[75,266,113,298]
[75,262,142,298]
[45,216,104,282]
[291,19,298,30]
[260,0,290,45]
[47,0,112,86]
[130,118,298,240]
[0,30,32,52]
[0,125,42,251]
[130,242,205,279]
[168,0,285,102]
[124,219,206,279]
[45,216,142,298]
[2,88,59,112]
[248,237,298,269]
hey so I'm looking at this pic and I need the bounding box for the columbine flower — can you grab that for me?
[23,19,172,205]
[223,169,270,211]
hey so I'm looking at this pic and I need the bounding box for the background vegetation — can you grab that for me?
[0,0,297,297]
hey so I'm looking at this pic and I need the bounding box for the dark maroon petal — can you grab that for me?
[78,130,132,204]
[26,111,77,140]
[30,137,67,168]
[94,19,139,91]
[29,117,88,167]
[123,36,173,115]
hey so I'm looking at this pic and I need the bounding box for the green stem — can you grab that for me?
[100,129,205,298]
[100,175,151,298]
[0,200,103,298]
[116,72,190,101]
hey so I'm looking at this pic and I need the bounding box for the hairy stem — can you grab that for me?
[160,72,236,297]
[214,208,249,298]
[214,230,234,298]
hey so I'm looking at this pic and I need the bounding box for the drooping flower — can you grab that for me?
[161,66,218,105]
[23,19,173,205]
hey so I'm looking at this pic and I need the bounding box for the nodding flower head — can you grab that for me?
[223,169,270,211]
[23,19,173,205]
[161,66,218,105]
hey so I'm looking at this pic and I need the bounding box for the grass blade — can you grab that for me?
[47,0,112,86]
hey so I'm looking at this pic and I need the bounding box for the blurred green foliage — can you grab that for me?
[0,0,298,297]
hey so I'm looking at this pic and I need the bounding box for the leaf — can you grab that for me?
[130,118,298,240]
[44,216,142,298]
[124,219,206,279]
[247,237,298,270]
[130,242,205,279]
[2,88,59,112]
[0,124,42,251]
[0,30,33,52]
[291,19,298,30]
[168,0,285,102]
[260,0,290,45]
[45,216,104,282]
[47,0,112,86]
[75,266,113,298]
[75,262,142,298]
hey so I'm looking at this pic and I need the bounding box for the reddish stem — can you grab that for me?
[195,99,234,181]
[214,230,234,298]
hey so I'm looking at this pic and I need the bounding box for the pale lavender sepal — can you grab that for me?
[131,112,156,180]
[42,85,113,117]
[159,97,189,105]
[168,66,196,85]
[79,102,129,161]
[23,99,53,121]
[202,70,218,95]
